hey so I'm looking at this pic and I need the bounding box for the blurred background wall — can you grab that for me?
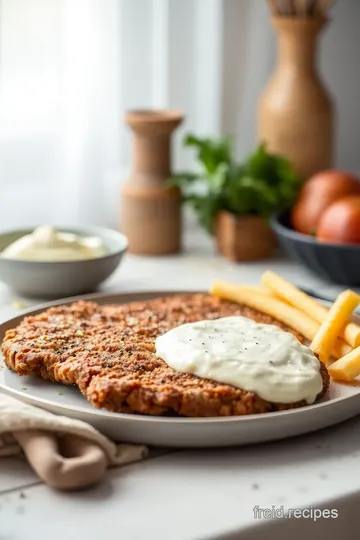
[0,0,358,228]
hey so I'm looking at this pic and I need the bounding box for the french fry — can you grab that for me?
[310,290,360,364]
[328,346,360,381]
[211,279,320,339]
[224,285,273,296]
[333,339,352,359]
[261,271,360,348]
[210,280,350,359]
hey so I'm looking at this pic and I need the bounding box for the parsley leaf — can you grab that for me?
[168,135,300,234]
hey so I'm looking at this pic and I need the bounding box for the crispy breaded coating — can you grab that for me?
[2,294,329,416]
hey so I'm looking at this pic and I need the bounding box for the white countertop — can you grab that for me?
[1,229,360,540]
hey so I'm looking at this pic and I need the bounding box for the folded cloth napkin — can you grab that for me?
[0,392,148,489]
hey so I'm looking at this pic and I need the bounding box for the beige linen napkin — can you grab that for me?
[0,392,148,488]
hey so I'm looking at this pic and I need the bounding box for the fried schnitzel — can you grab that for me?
[2,294,329,416]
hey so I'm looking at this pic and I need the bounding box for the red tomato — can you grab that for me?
[317,195,360,244]
[291,171,360,235]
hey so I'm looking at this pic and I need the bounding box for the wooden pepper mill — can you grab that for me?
[121,110,184,255]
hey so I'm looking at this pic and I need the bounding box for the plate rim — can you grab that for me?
[1,289,358,425]
[2,371,360,426]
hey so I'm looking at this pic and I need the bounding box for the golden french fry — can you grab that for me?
[210,279,350,359]
[332,339,352,359]
[211,279,319,339]
[261,271,360,348]
[223,285,273,296]
[310,290,360,364]
[328,346,360,381]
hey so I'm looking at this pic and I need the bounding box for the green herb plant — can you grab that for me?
[169,134,300,233]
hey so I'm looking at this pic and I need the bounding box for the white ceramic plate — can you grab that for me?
[1,291,360,448]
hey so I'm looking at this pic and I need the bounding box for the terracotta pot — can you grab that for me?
[121,109,184,255]
[215,212,276,261]
[257,17,334,180]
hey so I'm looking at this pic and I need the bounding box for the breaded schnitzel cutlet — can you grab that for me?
[2,293,329,417]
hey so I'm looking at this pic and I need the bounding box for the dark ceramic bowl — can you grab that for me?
[271,212,360,286]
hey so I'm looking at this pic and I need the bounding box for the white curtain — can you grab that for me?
[0,0,359,231]
[0,0,122,228]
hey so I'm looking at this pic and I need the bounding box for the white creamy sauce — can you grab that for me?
[155,316,323,404]
[1,226,106,261]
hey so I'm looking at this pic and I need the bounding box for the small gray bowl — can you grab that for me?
[0,226,128,298]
